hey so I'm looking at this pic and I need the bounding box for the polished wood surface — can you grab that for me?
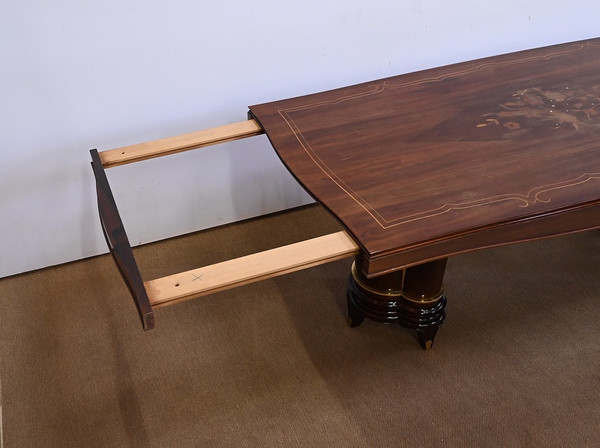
[347,257,447,349]
[249,39,600,277]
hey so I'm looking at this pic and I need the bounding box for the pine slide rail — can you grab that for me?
[91,119,359,329]
[146,231,358,307]
[99,119,264,168]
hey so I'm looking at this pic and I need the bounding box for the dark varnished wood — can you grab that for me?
[90,149,154,330]
[347,256,447,349]
[249,39,600,277]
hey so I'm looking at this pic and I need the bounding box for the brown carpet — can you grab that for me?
[1,204,599,447]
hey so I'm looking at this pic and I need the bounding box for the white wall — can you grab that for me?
[1,0,598,278]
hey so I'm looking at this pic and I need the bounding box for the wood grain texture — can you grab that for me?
[145,231,359,307]
[249,39,600,276]
[99,119,264,168]
[90,149,155,329]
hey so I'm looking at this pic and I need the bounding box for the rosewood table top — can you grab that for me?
[249,39,600,276]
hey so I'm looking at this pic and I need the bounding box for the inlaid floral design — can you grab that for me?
[476,84,600,133]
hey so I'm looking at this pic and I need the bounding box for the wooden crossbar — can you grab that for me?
[145,231,359,307]
[99,119,264,168]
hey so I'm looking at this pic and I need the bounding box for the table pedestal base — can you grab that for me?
[347,257,448,349]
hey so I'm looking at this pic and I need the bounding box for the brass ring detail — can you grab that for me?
[351,263,444,303]
[402,288,445,304]
[351,262,403,297]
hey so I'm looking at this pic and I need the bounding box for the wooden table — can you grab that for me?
[249,38,600,348]
[92,38,600,349]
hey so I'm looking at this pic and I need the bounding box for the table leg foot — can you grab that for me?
[346,256,448,349]
[416,325,441,350]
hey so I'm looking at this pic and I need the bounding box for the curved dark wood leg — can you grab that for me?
[90,149,154,330]
[346,255,447,349]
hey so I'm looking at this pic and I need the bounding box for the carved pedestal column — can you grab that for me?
[346,256,448,349]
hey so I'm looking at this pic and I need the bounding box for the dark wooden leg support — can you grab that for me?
[402,259,448,349]
[90,149,154,330]
[346,256,447,349]
[346,264,404,326]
